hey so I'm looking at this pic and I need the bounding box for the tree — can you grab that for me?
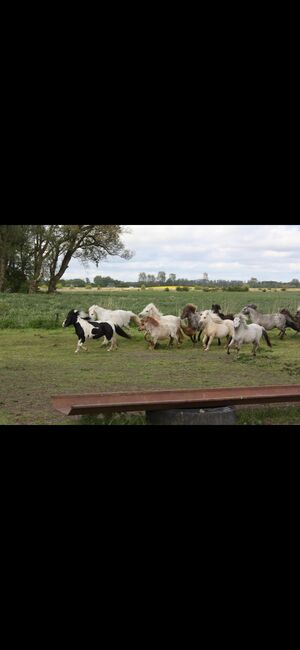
[45,225,133,293]
[0,225,29,292]
[138,272,147,284]
[167,273,176,285]
[146,274,156,284]
[157,271,166,285]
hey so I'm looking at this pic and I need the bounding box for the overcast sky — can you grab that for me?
[65,224,300,282]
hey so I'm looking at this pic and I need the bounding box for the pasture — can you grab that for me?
[0,290,299,425]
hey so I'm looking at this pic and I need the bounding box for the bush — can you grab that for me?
[223,285,249,292]
[164,287,170,291]
[176,286,189,292]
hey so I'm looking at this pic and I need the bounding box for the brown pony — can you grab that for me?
[279,309,300,333]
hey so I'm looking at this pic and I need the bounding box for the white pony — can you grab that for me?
[139,303,184,343]
[88,304,140,346]
[228,313,272,356]
[198,310,234,351]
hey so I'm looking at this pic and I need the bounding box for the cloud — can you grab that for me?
[64,225,300,282]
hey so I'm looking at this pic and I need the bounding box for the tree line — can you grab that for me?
[137,273,300,288]
[0,225,132,293]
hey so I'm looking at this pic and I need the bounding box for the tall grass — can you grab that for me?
[0,290,299,329]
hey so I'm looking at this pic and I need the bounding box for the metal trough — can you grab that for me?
[52,384,300,420]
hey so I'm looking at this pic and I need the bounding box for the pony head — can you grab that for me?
[62,309,79,327]
[139,303,162,318]
[88,305,98,320]
[180,303,197,319]
[233,313,247,329]
[139,316,160,329]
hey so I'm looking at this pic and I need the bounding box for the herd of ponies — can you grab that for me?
[62,301,300,357]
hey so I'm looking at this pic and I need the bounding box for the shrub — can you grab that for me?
[176,286,189,292]
[164,287,170,291]
[223,285,249,292]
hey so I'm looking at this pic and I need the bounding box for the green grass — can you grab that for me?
[236,405,300,425]
[0,325,299,425]
[0,289,299,329]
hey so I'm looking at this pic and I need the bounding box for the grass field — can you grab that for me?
[0,290,299,425]
[0,289,299,329]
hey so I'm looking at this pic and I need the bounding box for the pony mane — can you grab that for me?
[185,303,197,313]
[144,316,161,326]
[143,303,163,317]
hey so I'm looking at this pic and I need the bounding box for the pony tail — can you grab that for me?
[130,314,141,326]
[262,329,272,347]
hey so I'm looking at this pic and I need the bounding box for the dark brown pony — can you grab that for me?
[211,304,234,321]
[180,304,202,343]
[279,309,300,333]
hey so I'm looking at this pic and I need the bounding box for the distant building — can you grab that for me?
[203,273,208,282]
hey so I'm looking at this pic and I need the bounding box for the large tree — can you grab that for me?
[1,224,133,294]
[45,225,133,293]
[0,225,29,292]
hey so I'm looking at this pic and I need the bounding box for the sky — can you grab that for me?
[64,224,300,283]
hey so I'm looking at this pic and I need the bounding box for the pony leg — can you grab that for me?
[75,339,86,353]
[227,338,234,354]
[204,336,214,351]
[279,328,286,339]
[101,336,109,346]
[107,336,117,351]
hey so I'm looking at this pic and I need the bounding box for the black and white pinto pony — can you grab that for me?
[228,313,272,356]
[63,310,131,352]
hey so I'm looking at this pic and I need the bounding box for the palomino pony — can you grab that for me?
[198,310,234,351]
[138,316,182,349]
[228,313,272,356]
[139,303,184,344]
